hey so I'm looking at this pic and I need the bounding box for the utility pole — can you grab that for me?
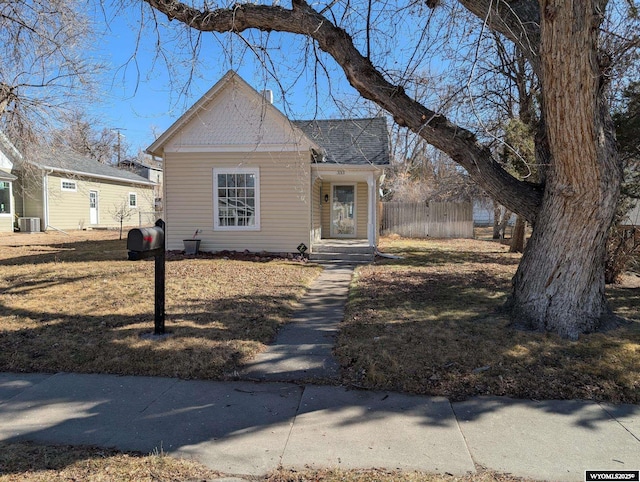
[112,127,126,165]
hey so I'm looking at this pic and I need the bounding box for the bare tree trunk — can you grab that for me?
[509,216,526,253]
[506,0,621,339]
[492,201,502,239]
[492,202,512,240]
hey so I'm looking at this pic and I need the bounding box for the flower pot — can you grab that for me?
[183,239,201,255]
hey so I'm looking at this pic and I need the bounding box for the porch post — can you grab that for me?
[367,173,375,247]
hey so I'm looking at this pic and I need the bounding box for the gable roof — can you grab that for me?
[27,147,155,186]
[146,71,389,167]
[293,117,389,166]
[147,70,315,155]
[0,131,23,164]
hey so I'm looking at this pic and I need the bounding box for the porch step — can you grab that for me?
[310,240,375,264]
[312,244,373,255]
[308,251,374,264]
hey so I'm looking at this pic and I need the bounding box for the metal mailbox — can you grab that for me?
[127,221,165,260]
[128,226,164,252]
[126,219,166,334]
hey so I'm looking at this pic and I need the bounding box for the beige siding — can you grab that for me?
[0,213,10,234]
[165,151,311,253]
[46,174,155,230]
[0,217,11,232]
[321,182,331,238]
[13,179,23,221]
[19,173,45,224]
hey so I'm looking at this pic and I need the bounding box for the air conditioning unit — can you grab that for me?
[19,217,41,233]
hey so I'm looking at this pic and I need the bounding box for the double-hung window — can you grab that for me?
[213,168,260,230]
[0,181,11,214]
[128,192,138,208]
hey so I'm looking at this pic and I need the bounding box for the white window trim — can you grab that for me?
[61,180,77,192]
[213,167,260,231]
[0,181,12,216]
[128,192,138,208]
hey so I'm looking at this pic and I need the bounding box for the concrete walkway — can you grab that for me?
[1,263,639,481]
[240,263,354,382]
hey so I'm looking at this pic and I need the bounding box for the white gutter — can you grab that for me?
[33,164,156,187]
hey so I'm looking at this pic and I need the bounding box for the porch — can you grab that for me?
[312,168,380,250]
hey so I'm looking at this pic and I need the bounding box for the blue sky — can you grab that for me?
[90,2,369,155]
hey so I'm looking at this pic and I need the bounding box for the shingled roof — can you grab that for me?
[293,117,390,166]
[27,147,155,186]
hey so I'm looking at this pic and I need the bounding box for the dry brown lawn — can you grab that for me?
[0,230,322,379]
[335,236,640,403]
[0,441,536,482]
[0,441,220,481]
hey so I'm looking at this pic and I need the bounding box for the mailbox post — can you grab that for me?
[127,219,166,335]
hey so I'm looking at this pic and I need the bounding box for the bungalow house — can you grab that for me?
[146,70,389,256]
[0,134,156,232]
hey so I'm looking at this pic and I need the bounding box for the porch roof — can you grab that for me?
[294,118,390,166]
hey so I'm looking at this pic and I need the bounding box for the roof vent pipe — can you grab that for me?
[261,89,274,104]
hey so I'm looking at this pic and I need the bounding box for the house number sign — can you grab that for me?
[336,169,346,175]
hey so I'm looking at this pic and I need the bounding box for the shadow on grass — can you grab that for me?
[376,249,522,268]
[0,290,303,380]
[0,273,98,296]
[607,284,640,322]
[0,238,129,266]
[337,253,640,404]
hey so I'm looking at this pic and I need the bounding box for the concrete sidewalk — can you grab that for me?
[0,372,639,481]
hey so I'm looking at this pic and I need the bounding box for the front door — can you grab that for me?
[89,191,99,225]
[331,184,356,237]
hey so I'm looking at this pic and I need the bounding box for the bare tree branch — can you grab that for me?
[141,0,543,221]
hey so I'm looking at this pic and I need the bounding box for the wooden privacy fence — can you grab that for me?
[380,202,474,238]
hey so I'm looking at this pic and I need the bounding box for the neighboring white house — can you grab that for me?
[0,135,156,232]
[0,132,19,233]
[473,198,517,226]
[146,70,389,254]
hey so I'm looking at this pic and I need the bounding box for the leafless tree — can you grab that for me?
[109,199,135,239]
[49,110,128,164]
[0,0,102,146]
[134,0,639,339]
[385,139,480,203]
